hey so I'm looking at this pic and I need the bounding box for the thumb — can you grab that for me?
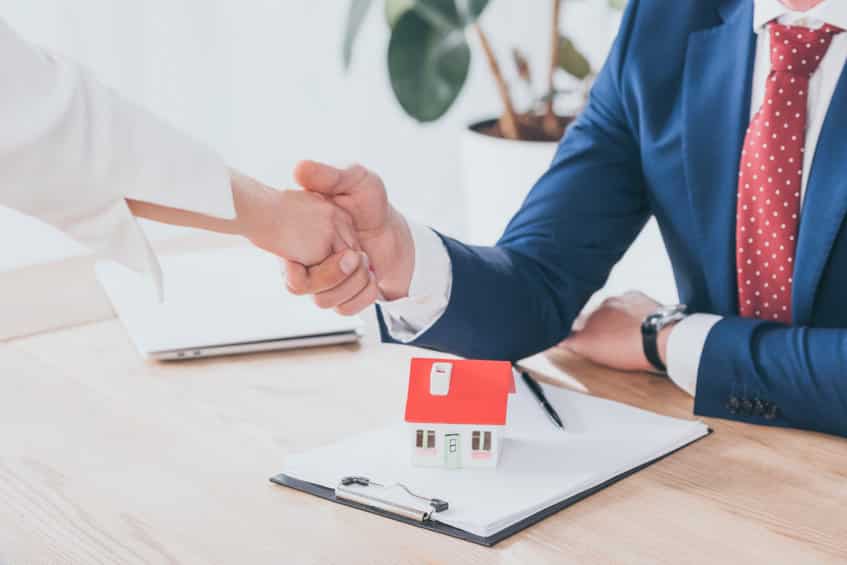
[558,327,586,350]
[284,249,362,295]
[294,160,343,196]
[571,312,589,332]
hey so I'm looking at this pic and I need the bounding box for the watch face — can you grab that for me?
[643,314,661,331]
[646,304,687,331]
[657,304,687,317]
[656,305,678,317]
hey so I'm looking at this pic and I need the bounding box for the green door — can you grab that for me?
[445,433,461,469]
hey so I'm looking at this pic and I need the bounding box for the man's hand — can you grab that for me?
[285,249,379,316]
[231,170,381,316]
[283,160,416,314]
[559,291,675,373]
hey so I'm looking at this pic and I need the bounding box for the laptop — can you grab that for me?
[95,247,363,361]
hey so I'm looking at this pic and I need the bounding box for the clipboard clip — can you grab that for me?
[336,476,449,522]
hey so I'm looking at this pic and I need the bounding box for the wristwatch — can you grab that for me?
[641,304,688,373]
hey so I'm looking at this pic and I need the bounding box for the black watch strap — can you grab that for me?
[641,323,666,373]
[641,305,687,374]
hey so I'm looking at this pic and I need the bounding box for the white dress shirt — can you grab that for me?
[380,0,847,397]
[0,18,234,295]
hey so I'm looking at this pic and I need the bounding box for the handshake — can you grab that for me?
[232,160,415,315]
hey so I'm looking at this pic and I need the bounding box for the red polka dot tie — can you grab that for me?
[736,22,843,323]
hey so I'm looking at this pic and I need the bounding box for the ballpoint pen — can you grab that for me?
[517,367,566,430]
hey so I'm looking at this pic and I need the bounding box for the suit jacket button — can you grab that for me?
[765,404,780,420]
[726,395,740,414]
[753,398,766,416]
[740,398,754,416]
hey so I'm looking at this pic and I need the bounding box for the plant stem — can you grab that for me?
[473,23,520,140]
[544,0,562,134]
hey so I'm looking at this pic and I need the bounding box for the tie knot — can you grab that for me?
[769,22,843,76]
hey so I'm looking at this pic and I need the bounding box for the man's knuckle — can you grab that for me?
[322,264,352,289]
[348,163,368,177]
[313,293,334,309]
[326,265,360,292]
[365,282,379,302]
[287,281,306,295]
[347,164,372,191]
[353,265,371,287]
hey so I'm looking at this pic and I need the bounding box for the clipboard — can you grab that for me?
[270,430,710,547]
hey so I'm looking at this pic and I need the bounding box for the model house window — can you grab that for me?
[417,429,436,448]
[426,430,436,448]
[472,431,492,452]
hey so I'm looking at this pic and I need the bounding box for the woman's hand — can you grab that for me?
[230,171,358,266]
[128,169,381,316]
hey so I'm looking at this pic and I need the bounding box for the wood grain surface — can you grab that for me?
[1,247,845,564]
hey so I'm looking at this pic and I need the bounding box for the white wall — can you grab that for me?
[0,1,617,264]
[0,1,676,303]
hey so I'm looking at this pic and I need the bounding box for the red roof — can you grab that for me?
[404,358,514,426]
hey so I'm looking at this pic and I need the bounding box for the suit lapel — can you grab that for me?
[792,66,847,326]
[682,0,756,316]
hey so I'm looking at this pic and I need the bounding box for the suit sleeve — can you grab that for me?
[694,318,847,436]
[0,18,234,289]
[376,0,650,361]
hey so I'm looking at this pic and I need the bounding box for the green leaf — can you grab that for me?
[385,0,414,28]
[342,0,374,71]
[387,9,471,122]
[608,0,627,10]
[557,36,591,79]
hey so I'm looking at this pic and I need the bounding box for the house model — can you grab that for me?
[404,358,514,469]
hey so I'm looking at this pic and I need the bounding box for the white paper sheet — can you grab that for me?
[282,377,709,538]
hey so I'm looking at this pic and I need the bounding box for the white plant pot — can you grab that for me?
[461,120,559,245]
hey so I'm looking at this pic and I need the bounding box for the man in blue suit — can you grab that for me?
[287,0,847,437]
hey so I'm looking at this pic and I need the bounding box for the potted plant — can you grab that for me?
[343,0,625,243]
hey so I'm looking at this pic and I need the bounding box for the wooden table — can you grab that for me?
[1,243,846,564]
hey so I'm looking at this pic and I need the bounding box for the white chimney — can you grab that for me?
[429,362,452,396]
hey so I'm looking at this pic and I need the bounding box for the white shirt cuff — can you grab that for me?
[378,220,452,343]
[666,313,722,396]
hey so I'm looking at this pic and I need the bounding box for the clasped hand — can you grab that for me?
[232,162,413,316]
[238,163,672,373]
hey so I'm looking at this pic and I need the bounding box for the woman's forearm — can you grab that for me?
[126,170,271,237]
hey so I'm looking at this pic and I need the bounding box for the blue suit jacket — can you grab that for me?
[377,0,847,437]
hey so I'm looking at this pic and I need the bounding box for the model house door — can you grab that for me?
[445,433,461,469]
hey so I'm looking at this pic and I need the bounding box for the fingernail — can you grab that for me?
[340,250,359,274]
[361,253,370,270]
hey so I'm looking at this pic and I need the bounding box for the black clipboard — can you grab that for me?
[270,429,711,547]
